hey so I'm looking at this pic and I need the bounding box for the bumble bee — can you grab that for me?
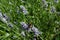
[28,22,32,28]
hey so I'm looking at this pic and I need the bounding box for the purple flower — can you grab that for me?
[20,22,28,30]
[50,6,56,13]
[32,25,42,36]
[20,5,28,14]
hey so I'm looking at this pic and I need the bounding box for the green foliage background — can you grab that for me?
[0,0,60,40]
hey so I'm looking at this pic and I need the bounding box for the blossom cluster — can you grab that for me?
[20,22,42,40]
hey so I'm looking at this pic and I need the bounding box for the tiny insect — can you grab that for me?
[28,22,32,28]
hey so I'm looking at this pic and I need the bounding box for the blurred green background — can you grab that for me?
[0,0,60,40]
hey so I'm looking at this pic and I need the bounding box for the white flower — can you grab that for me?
[20,5,28,14]
[34,32,40,36]
[0,13,8,24]
[0,17,7,24]
[33,38,36,40]
[21,31,26,36]
[50,6,56,13]
[3,14,10,22]
[42,0,46,4]
[32,25,39,32]
[3,14,9,21]
[55,21,59,24]
[23,10,28,14]
[0,12,3,17]
[54,0,59,3]
[42,0,48,8]
[7,22,13,28]
[44,2,48,8]
[12,36,17,39]
[20,22,28,29]
[21,0,25,3]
